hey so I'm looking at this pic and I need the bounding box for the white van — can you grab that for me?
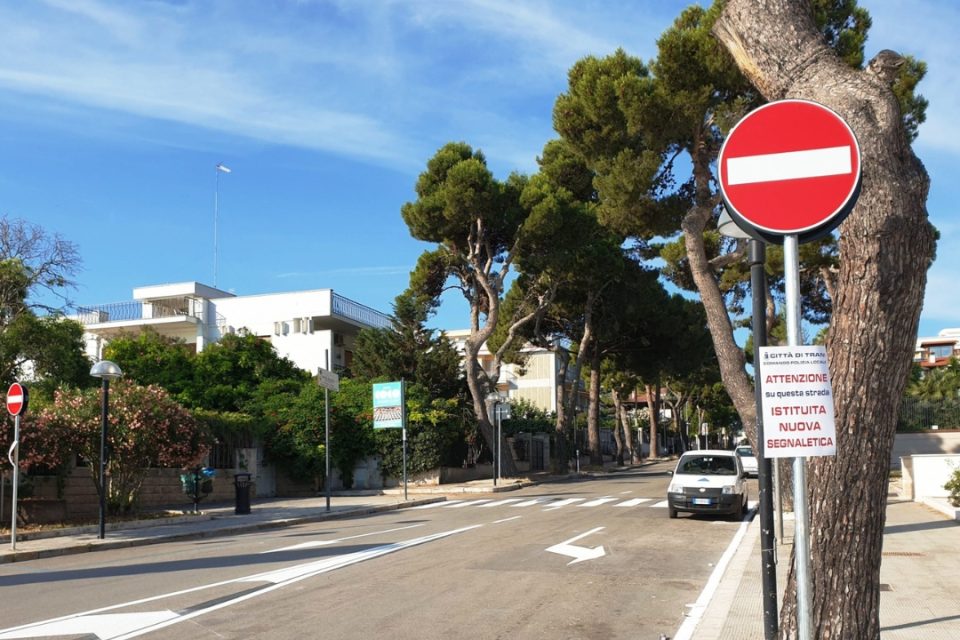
[667,449,749,519]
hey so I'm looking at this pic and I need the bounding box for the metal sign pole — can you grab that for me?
[784,234,812,640]
[325,350,331,513]
[751,239,778,639]
[401,379,407,502]
[9,415,20,550]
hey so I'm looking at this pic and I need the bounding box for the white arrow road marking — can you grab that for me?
[546,527,606,565]
[0,612,179,640]
[725,145,852,185]
[261,523,424,554]
[542,498,585,510]
[579,497,617,507]
[0,525,482,640]
[614,498,651,507]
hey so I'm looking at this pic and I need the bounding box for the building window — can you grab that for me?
[928,345,955,359]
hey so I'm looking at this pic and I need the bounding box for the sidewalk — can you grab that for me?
[691,496,960,639]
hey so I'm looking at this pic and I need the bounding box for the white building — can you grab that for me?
[75,281,392,374]
[445,329,586,414]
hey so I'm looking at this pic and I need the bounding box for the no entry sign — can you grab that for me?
[6,382,27,416]
[718,99,861,243]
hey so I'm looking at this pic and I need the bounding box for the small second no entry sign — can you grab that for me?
[718,99,861,243]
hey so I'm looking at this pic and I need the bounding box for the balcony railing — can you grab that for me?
[331,293,392,329]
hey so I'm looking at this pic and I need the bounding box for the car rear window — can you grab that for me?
[736,447,754,456]
[677,455,738,475]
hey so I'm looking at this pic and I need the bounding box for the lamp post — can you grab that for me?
[718,209,778,639]
[214,163,231,287]
[90,360,123,540]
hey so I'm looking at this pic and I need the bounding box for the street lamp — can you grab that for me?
[214,163,231,287]
[90,360,123,540]
[717,208,778,639]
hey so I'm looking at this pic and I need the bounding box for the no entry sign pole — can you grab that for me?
[784,234,813,638]
[718,99,861,640]
[7,382,28,550]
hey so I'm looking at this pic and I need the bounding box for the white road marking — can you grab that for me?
[511,498,543,507]
[546,527,606,565]
[479,498,522,508]
[650,500,669,508]
[614,498,650,507]
[579,497,617,507]
[445,499,492,508]
[0,612,179,640]
[543,498,585,510]
[261,523,424,554]
[619,490,632,494]
[672,511,756,640]
[243,525,482,584]
[411,500,461,509]
[725,145,852,185]
[492,516,522,524]
[0,525,482,640]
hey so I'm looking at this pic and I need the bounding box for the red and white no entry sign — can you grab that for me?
[718,99,861,242]
[6,382,27,416]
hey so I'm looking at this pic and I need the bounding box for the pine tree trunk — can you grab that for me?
[587,347,602,466]
[645,383,659,459]
[714,2,936,637]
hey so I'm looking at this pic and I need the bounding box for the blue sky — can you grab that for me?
[1,0,957,340]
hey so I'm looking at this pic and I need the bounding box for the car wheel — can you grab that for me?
[668,506,678,519]
[733,496,745,520]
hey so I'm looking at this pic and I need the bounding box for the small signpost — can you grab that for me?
[373,381,407,500]
[758,346,837,458]
[718,99,861,640]
[318,358,340,512]
[7,382,28,550]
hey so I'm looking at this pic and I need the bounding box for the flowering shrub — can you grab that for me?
[945,465,960,508]
[35,381,211,513]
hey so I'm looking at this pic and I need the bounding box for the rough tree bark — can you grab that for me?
[713,2,936,638]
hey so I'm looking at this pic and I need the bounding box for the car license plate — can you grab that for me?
[692,498,713,505]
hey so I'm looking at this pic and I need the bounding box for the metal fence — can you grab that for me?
[898,397,960,431]
[332,293,392,329]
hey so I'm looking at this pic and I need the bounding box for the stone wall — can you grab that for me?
[892,430,960,469]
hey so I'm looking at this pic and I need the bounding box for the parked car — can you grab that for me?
[735,445,758,477]
[667,449,749,519]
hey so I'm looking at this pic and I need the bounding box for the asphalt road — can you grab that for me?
[0,461,756,640]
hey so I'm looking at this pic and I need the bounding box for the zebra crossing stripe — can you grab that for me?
[411,500,462,509]
[511,499,543,507]
[445,499,492,508]
[580,497,618,507]
[479,498,523,508]
[650,500,669,508]
[614,498,651,507]
[543,498,585,510]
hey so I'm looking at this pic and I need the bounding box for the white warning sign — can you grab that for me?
[758,345,836,458]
